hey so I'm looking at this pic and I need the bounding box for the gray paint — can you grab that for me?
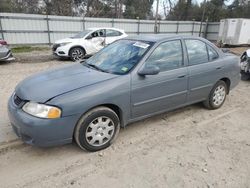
[8,35,240,147]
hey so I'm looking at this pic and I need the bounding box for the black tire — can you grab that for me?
[69,47,85,61]
[74,107,120,152]
[203,80,228,110]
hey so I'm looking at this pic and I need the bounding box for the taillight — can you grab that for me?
[0,40,7,45]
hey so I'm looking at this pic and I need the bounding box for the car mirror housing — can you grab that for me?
[138,65,160,76]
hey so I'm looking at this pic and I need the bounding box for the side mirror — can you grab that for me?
[85,35,92,40]
[138,65,160,76]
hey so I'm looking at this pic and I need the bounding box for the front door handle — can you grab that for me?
[177,75,186,78]
[216,66,223,70]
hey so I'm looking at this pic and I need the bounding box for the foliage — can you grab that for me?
[0,0,250,21]
[165,0,250,21]
[123,0,154,19]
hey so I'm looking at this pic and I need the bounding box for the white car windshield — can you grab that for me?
[83,40,154,75]
[71,30,92,39]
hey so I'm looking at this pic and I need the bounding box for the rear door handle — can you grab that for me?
[177,75,186,78]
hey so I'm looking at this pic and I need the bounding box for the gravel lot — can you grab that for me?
[0,50,250,188]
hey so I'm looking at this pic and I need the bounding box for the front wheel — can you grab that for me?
[69,47,85,61]
[203,80,227,110]
[74,107,120,152]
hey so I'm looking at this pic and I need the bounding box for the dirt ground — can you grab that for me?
[0,50,250,188]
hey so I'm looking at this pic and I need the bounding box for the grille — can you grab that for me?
[52,44,60,51]
[13,94,23,106]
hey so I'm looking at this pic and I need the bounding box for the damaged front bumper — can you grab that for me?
[0,50,15,62]
[240,49,250,74]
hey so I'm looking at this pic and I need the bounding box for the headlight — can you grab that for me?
[22,102,61,119]
[59,42,71,47]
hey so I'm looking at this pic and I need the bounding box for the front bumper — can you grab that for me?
[0,50,15,61]
[8,95,79,147]
[52,44,69,57]
[240,61,250,73]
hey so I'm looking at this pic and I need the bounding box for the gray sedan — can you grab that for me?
[8,35,240,151]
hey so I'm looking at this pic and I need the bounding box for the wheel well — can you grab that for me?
[220,77,231,94]
[69,46,86,56]
[73,104,123,141]
[99,104,123,125]
[82,104,123,126]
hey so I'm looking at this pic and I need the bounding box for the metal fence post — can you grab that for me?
[82,17,85,30]
[111,18,114,27]
[137,18,140,35]
[176,21,179,34]
[204,18,209,38]
[0,16,4,40]
[192,20,195,35]
[158,20,160,33]
[46,15,51,45]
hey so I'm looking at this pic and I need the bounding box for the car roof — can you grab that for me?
[87,27,125,32]
[125,34,204,43]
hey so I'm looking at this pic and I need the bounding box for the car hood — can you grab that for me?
[55,38,78,44]
[15,63,119,103]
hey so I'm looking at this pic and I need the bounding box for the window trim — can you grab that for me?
[206,44,219,62]
[144,39,184,72]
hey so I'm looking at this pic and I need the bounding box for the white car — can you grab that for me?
[52,27,127,61]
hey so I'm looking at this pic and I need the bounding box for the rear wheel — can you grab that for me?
[203,80,227,110]
[74,107,120,152]
[69,47,85,61]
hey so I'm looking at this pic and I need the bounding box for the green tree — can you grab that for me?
[42,0,74,16]
[123,0,154,19]
[227,0,250,18]
[0,0,12,12]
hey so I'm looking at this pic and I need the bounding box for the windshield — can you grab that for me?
[71,30,92,39]
[83,40,154,75]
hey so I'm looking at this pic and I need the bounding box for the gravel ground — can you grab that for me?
[0,52,71,143]
[0,50,250,188]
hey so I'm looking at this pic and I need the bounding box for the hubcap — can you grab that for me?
[85,116,115,147]
[71,49,84,61]
[212,85,226,106]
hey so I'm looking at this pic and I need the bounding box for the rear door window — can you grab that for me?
[185,39,209,66]
[207,45,219,61]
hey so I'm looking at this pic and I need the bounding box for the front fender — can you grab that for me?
[47,75,131,126]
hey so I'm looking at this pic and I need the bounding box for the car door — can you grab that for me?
[105,29,123,45]
[131,40,188,119]
[87,29,106,54]
[185,39,223,103]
